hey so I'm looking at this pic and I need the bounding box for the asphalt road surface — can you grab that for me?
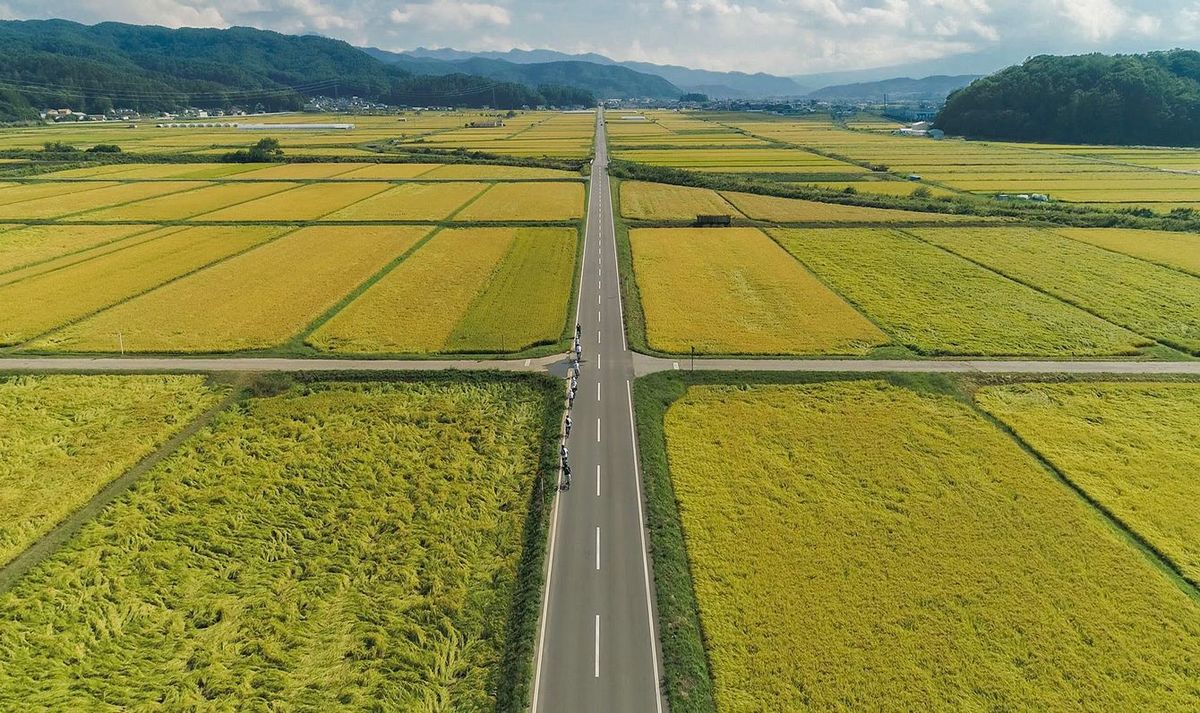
[529,110,666,712]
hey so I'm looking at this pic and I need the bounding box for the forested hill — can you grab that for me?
[0,19,592,120]
[935,50,1200,146]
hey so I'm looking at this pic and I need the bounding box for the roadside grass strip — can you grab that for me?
[444,227,577,353]
[619,181,742,221]
[71,182,299,221]
[977,382,1200,586]
[0,182,207,220]
[720,190,978,223]
[0,375,220,567]
[0,226,281,346]
[912,227,1200,354]
[1052,227,1200,277]
[34,226,429,353]
[0,379,552,710]
[308,228,523,354]
[323,182,489,221]
[0,224,150,274]
[662,380,1200,712]
[453,182,584,222]
[771,228,1145,356]
[629,228,886,355]
[196,182,391,221]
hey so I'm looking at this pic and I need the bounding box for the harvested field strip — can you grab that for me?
[445,228,577,352]
[197,182,391,221]
[662,380,1200,712]
[0,374,220,567]
[1053,227,1200,277]
[36,226,428,353]
[0,182,208,220]
[721,190,978,223]
[309,228,518,354]
[453,182,584,222]
[72,182,299,221]
[323,182,489,221]
[619,181,742,221]
[0,226,282,346]
[912,227,1200,354]
[629,228,886,355]
[978,382,1200,586]
[0,181,121,207]
[771,228,1144,356]
[0,224,152,275]
[0,379,553,710]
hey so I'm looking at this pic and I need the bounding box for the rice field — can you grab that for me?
[0,374,219,566]
[661,379,1200,711]
[720,191,977,223]
[913,227,1200,354]
[309,227,575,354]
[0,224,151,274]
[1052,227,1200,277]
[34,226,429,353]
[196,182,392,221]
[323,182,489,221]
[0,226,282,346]
[977,382,1200,586]
[619,181,742,221]
[72,182,298,221]
[628,228,886,354]
[771,228,1145,356]
[0,181,122,207]
[0,182,206,220]
[453,182,584,222]
[0,379,553,710]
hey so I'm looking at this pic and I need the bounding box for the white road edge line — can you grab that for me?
[594,614,601,679]
[627,379,665,713]
[530,458,564,710]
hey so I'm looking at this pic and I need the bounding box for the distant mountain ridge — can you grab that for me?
[0,19,593,120]
[364,47,682,99]
[400,47,807,98]
[806,75,980,101]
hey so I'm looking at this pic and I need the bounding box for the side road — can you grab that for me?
[3,354,1198,375]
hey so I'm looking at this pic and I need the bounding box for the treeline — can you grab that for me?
[936,50,1200,146]
[0,19,592,120]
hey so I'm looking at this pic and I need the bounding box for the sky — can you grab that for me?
[0,0,1197,76]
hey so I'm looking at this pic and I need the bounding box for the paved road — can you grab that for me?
[632,354,1200,376]
[530,111,666,712]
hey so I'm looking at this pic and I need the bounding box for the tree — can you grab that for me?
[680,92,709,102]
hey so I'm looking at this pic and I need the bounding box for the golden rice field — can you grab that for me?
[629,228,886,354]
[35,226,428,353]
[771,228,1145,356]
[310,227,575,354]
[196,182,391,221]
[1052,227,1200,277]
[419,164,578,180]
[0,226,282,346]
[793,180,959,197]
[614,147,867,174]
[618,181,742,220]
[0,374,219,566]
[72,181,297,221]
[662,380,1200,711]
[322,182,489,221]
[720,191,978,223]
[977,382,1200,586]
[0,224,150,274]
[0,181,205,220]
[0,228,174,288]
[0,180,122,207]
[453,182,584,221]
[913,227,1200,354]
[0,379,553,710]
[444,228,577,352]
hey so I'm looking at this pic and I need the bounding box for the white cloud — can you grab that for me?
[390,0,510,29]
